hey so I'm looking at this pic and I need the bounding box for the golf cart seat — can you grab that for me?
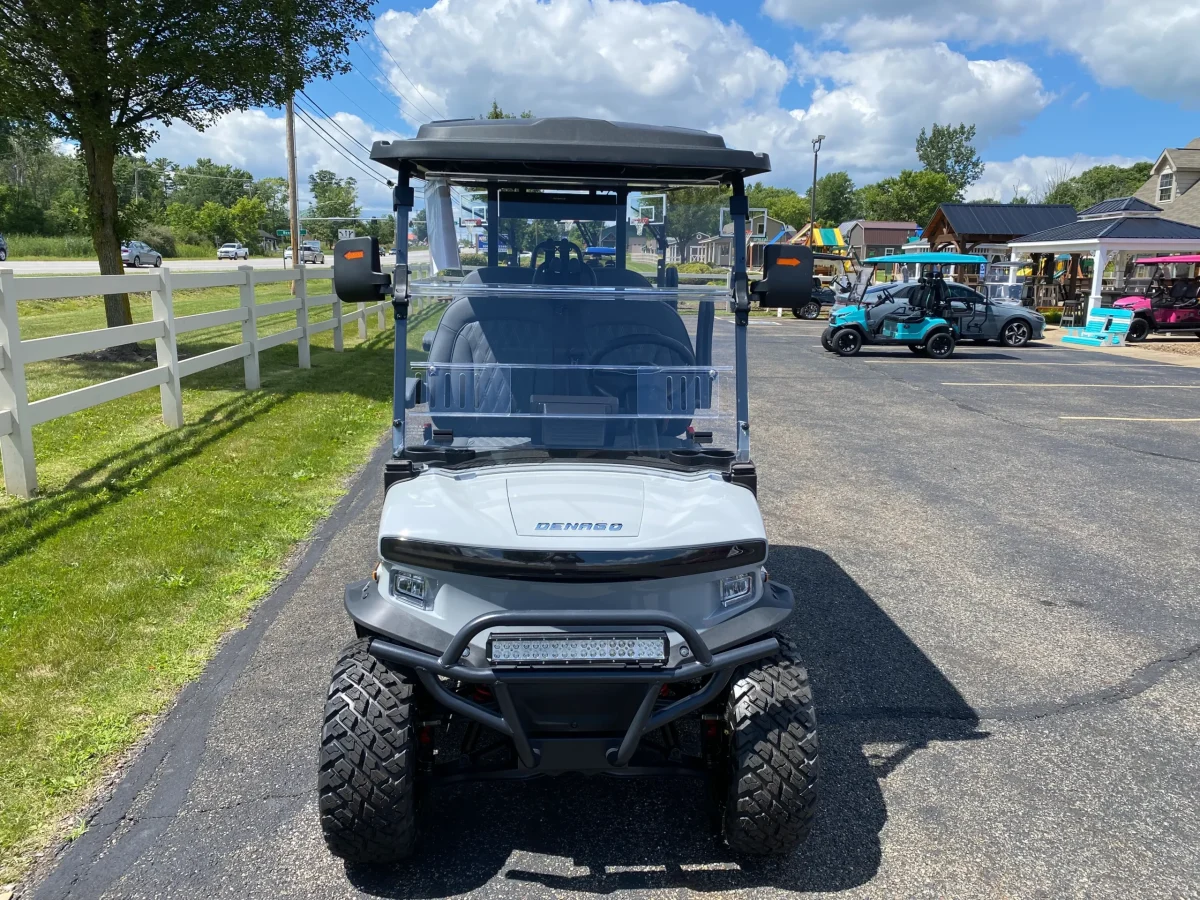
[461,267,535,286]
[591,267,654,288]
[883,310,927,325]
[425,290,696,441]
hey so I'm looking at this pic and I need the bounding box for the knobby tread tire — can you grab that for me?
[722,638,819,855]
[318,639,420,864]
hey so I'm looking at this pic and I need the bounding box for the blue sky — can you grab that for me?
[151,0,1200,214]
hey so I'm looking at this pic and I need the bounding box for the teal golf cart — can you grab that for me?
[824,252,988,359]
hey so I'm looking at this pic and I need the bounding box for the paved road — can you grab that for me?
[5,251,431,276]
[32,324,1200,899]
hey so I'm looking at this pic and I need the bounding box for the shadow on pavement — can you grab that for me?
[347,546,984,897]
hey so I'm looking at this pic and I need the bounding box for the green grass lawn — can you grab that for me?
[0,283,442,883]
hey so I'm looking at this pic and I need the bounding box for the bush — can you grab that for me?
[175,242,215,259]
[459,252,488,267]
[135,224,177,258]
[677,262,723,274]
[3,233,96,258]
[1040,308,1062,325]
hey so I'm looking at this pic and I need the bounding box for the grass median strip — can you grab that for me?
[0,285,442,883]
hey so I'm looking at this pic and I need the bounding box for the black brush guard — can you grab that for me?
[364,607,782,771]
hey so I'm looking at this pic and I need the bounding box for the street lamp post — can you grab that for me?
[809,135,825,244]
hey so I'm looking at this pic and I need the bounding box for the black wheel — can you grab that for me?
[319,639,421,864]
[832,328,862,356]
[1000,319,1031,347]
[0,249,6,261]
[154,256,162,267]
[132,255,141,267]
[794,300,821,320]
[908,344,925,354]
[722,640,819,856]
[925,330,955,359]
[1126,317,1150,343]
[820,327,834,352]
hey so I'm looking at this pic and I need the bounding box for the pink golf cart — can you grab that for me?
[1114,255,1200,342]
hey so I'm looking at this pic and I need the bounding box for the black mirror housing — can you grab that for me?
[750,244,814,307]
[332,237,392,304]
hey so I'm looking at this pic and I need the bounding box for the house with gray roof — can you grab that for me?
[1132,138,1200,227]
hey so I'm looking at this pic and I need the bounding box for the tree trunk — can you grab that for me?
[80,133,133,329]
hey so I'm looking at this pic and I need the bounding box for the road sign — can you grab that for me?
[276,229,308,237]
[338,228,356,240]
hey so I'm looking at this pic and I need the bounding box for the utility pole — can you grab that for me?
[809,135,825,245]
[286,95,301,294]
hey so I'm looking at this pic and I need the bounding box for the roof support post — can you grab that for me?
[616,189,628,271]
[486,184,499,269]
[730,179,750,463]
[1089,246,1108,312]
[392,176,415,456]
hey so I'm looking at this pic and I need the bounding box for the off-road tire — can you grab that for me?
[794,300,821,320]
[319,639,420,864]
[722,640,819,856]
[925,330,955,359]
[820,327,834,351]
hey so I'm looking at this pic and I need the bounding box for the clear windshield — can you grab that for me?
[403,283,735,461]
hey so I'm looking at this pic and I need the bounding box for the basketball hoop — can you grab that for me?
[634,216,649,236]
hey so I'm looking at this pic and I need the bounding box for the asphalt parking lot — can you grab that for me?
[32,322,1200,899]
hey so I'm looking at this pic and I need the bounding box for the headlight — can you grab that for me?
[720,571,755,607]
[389,566,435,609]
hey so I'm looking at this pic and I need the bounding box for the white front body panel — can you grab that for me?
[378,463,765,551]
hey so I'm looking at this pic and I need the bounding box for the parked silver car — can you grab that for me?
[283,240,325,264]
[121,241,162,267]
[217,242,249,260]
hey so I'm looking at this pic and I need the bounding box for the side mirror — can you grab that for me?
[332,237,392,303]
[750,245,814,307]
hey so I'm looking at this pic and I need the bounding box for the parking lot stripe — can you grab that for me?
[941,383,1200,389]
[1059,416,1200,422]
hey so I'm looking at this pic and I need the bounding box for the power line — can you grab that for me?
[299,89,373,154]
[353,40,441,124]
[293,101,391,187]
[369,28,447,121]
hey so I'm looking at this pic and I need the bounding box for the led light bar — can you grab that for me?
[488,633,668,667]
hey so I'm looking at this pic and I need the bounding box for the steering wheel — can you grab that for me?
[531,239,596,286]
[588,332,696,368]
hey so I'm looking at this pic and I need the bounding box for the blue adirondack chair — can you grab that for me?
[1061,307,1134,347]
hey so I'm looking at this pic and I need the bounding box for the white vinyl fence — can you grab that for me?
[0,264,391,498]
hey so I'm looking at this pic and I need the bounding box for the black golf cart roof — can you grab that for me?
[369,117,771,187]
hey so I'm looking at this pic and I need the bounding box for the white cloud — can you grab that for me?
[374,0,1049,187]
[763,0,1200,104]
[148,109,400,212]
[374,0,788,127]
[964,153,1147,202]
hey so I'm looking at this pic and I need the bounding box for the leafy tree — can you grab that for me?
[804,171,860,226]
[858,169,959,228]
[1043,161,1155,211]
[484,101,533,119]
[412,208,428,243]
[229,195,267,246]
[306,169,359,244]
[916,123,984,193]
[252,176,290,231]
[169,158,254,210]
[195,200,234,245]
[664,185,730,264]
[746,183,808,230]
[0,0,372,329]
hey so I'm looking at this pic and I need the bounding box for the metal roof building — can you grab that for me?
[922,203,1078,252]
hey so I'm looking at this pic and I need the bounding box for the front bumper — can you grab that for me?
[350,582,795,772]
